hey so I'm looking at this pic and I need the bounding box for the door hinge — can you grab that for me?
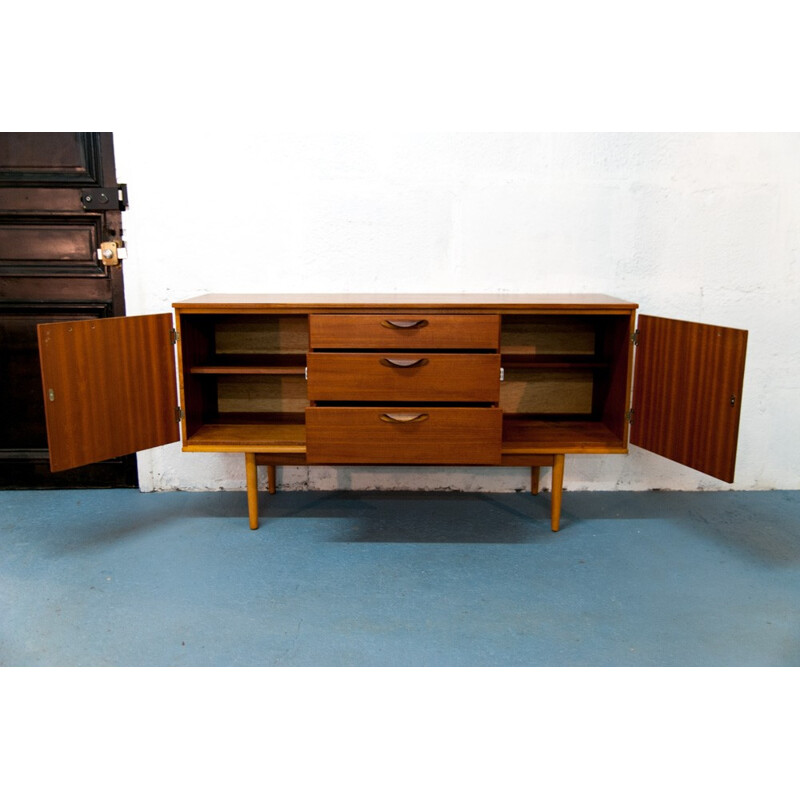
[631,329,639,346]
[500,367,505,382]
[97,240,128,266]
[626,408,634,423]
[175,406,183,423]
[81,184,128,210]
[170,328,180,345]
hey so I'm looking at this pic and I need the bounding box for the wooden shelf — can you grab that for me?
[501,353,609,369]
[502,417,626,454]
[191,365,306,375]
[185,420,306,453]
[189,354,306,376]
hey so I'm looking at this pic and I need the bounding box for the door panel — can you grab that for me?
[38,314,180,472]
[0,132,133,486]
[631,314,747,483]
[0,132,105,184]
[0,219,106,276]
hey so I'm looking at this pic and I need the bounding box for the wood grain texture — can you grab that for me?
[306,407,502,464]
[502,418,628,454]
[174,294,638,313]
[630,315,747,483]
[38,313,179,471]
[307,353,500,402]
[309,314,500,350]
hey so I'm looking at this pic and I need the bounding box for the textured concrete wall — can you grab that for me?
[113,132,800,493]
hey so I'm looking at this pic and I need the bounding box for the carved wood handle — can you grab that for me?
[381,319,429,329]
[379,413,429,424]
[379,358,429,368]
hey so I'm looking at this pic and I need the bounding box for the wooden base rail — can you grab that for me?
[244,453,566,533]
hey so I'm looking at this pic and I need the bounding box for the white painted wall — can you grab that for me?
[111,132,800,493]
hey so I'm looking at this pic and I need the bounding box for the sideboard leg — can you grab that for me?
[551,454,565,532]
[245,452,259,530]
[267,464,277,495]
[531,466,540,495]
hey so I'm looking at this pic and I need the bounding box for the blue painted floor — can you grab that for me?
[1,489,798,666]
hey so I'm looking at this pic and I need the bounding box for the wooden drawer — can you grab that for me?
[306,353,500,402]
[306,407,503,464]
[309,314,500,350]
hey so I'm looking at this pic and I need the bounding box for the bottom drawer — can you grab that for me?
[306,407,502,464]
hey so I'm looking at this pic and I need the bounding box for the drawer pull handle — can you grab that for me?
[380,358,429,368]
[379,413,429,424]
[381,319,429,329]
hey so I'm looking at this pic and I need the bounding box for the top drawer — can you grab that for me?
[309,314,500,350]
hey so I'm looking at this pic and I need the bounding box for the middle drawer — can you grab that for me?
[307,352,501,403]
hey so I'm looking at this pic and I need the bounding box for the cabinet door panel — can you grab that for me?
[38,313,179,471]
[631,315,747,483]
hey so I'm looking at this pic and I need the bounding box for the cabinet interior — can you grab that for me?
[178,313,309,449]
[500,313,631,452]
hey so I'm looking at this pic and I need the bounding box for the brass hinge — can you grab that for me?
[626,408,634,423]
[631,329,639,346]
[170,329,180,345]
[175,406,183,423]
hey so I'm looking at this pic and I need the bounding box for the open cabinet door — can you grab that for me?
[38,313,180,472]
[630,314,747,483]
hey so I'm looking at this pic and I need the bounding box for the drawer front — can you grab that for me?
[307,353,500,402]
[309,314,500,350]
[306,407,503,464]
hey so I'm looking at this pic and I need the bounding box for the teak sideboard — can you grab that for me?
[37,294,748,531]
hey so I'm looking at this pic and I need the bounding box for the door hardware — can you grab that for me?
[80,184,128,210]
[97,240,128,267]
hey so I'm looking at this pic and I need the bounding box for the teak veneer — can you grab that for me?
[37,294,747,531]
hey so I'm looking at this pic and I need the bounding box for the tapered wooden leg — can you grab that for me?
[267,464,277,495]
[245,452,259,530]
[531,466,540,495]
[550,454,565,532]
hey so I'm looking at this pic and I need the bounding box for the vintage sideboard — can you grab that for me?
[37,294,748,531]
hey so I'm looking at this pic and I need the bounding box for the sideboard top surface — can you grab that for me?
[173,293,639,313]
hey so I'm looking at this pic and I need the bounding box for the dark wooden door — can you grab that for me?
[630,314,748,483]
[38,314,180,472]
[0,132,136,486]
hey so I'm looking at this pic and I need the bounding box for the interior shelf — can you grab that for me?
[189,354,306,376]
[191,365,306,375]
[185,413,307,452]
[501,352,609,369]
[502,417,626,453]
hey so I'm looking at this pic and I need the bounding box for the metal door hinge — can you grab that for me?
[500,367,505,382]
[81,184,128,210]
[631,330,639,346]
[626,409,634,423]
[97,240,128,266]
[175,406,183,423]
[170,328,180,345]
